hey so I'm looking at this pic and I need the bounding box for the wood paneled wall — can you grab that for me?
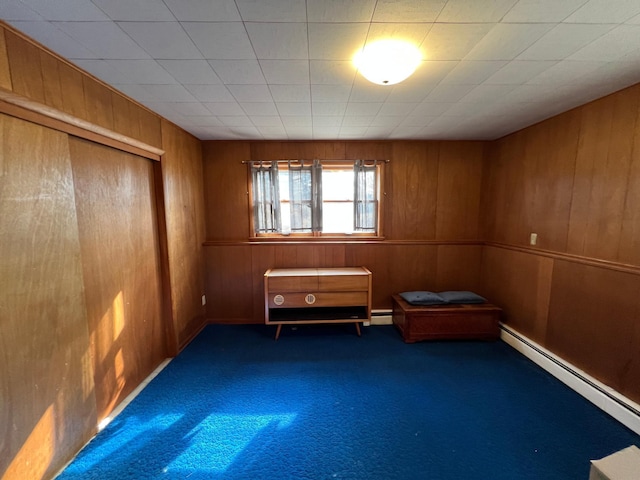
[0,22,207,480]
[481,82,640,404]
[160,120,207,348]
[203,140,486,321]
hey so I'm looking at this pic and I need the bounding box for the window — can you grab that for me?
[250,160,383,238]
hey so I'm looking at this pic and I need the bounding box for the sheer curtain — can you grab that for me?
[251,161,281,233]
[353,160,378,232]
[288,160,322,233]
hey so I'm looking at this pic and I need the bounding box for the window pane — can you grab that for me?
[323,202,354,233]
[322,169,353,200]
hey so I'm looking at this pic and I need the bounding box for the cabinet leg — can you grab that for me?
[355,322,361,337]
[275,324,282,341]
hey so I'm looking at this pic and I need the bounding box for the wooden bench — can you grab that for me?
[392,294,502,343]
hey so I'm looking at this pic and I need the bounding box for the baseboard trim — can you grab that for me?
[500,324,640,436]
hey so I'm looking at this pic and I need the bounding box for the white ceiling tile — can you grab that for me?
[218,116,253,127]
[517,24,615,61]
[182,22,255,60]
[484,61,557,84]
[422,24,493,61]
[569,25,640,61]
[313,127,341,138]
[107,59,177,84]
[425,84,476,102]
[240,102,279,115]
[204,103,246,115]
[313,116,343,127]
[308,0,376,22]
[228,84,274,102]
[246,23,308,60]
[345,102,382,116]
[389,126,428,139]
[74,59,131,84]
[164,0,240,21]
[147,102,212,117]
[564,0,640,23]
[186,84,236,102]
[21,0,109,20]
[308,23,369,60]
[286,126,313,138]
[465,23,555,61]
[310,61,357,84]
[628,13,640,24]
[366,23,432,46]
[10,21,96,59]
[236,0,306,21]
[459,85,517,103]
[257,126,287,137]
[92,0,175,21]
[384,84,432,103]
[270,85,311,102]
[115,84,198,102]
[118,22,202,59]
[365,127,392,138]
[440,60,508,84]
[398,115,437,127]
[54,21,150,59]
[229,126,263,137]
[209,60,266,84]
[373,0,446,22]
[181,116,225,127]
[0,0,44,20]
[250,116,283,127]
[260,60,310,84]
[339,126,369,137]
[282,116,313,127]
[372,116,404,127]
[348,78,392,102]
[277,102,312,116]
[411,102,454,116]
[312,102,348,115]
[342,116,374,127]
[400,61,459,86]
[159,60,222,84]
[311,85,352,103]
[377,103,416,116]
[503,0,588,22]
[436,0,519,22]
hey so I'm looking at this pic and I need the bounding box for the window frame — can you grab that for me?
[248,159,385,241]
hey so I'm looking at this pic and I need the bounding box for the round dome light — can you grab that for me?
[354,40,422,86]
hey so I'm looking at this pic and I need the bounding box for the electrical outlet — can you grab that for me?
[201,294,206,306]
[530,233,538,246]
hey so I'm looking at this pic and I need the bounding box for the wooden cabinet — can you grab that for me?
[264,267,372,339]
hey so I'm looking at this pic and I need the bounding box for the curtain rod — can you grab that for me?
[241,159,390,164]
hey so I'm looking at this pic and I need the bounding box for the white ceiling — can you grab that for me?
[3,0,640,141]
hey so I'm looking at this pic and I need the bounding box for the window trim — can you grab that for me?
[247,159,386,241]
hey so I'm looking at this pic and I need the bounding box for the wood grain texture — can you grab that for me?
[160,119,206,347]
[480,245,553,344]
[0,115,96,480]
[203,141,252,240]
[4,30,45,103]
[0,28,11,90]
[546,260,640,404]
[69,138,166,421]
[436,142,483,240]
[82,76,115,131]
[205,245,254,322]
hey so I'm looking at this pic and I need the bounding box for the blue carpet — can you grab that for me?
[59,324,640,479]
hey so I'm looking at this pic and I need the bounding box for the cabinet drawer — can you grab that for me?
[267,276,318,292]
[318,275,368,291]
[268,291,368,308]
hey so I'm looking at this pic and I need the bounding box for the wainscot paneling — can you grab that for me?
[0,28,11,90]
[0,115,97,480]
[69,138,167,421]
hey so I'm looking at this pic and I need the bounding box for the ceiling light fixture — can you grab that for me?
[354,40,422,86]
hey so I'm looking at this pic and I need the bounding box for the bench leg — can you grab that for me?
[355,322,361,337]
[274,324,282,341]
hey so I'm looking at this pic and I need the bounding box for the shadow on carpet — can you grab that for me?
[58,324,640,479]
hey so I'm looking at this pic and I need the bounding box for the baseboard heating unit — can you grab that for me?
[500,323,640,436]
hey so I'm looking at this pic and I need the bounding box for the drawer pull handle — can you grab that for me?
[273,294,285,306]
[305,294,316,305]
